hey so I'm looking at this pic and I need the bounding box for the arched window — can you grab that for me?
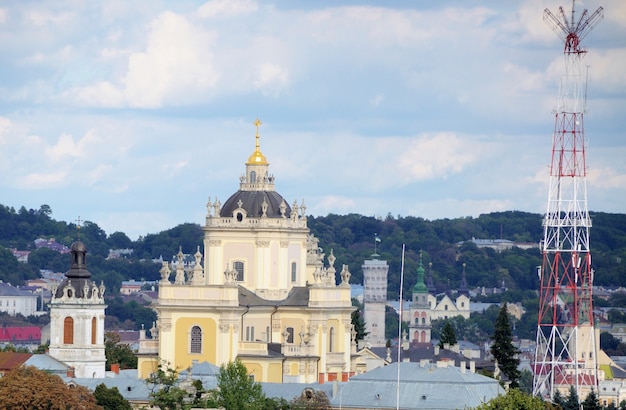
[233,261,244,281]
[329,327,335,353]
[64,317,74,344]
[286,327,294,344]
[250,171,257,183]
[190,326,202,354]
[444,304,449,311]
[421,331,426,343]
[422,317,426,325]
[291,262,297,282]
[91,317,97,344]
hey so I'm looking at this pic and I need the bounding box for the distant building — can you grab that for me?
[459,237,538,252]
[0,327,42,348]
[0,281,38,316]
[362,255,388,347]
[34,238,70,254]
[9,248,30,263]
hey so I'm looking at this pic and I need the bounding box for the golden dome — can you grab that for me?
[246,118,268,165]
[247,149,268,165]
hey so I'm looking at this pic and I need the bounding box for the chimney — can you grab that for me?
[460,361,466,374]
[434,345,440,356]
[469,361,476,373]
[67,367,75,378]
[111,364,120,374]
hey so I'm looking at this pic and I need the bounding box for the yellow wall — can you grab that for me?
[267,362,282,383]
[137,357,159,379]
[174,317,217,369]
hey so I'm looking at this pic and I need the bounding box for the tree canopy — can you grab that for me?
[208,359,268,410]
[0,365,100,409]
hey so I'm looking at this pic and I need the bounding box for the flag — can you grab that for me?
[375,236,381,243]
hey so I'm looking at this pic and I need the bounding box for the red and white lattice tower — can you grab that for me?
[533,1,603,400]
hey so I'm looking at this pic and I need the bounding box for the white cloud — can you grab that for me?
[19,170,69,189]
[397,133,484,182]
[122,11,219,108]
[253,63,289,96]
[588,167,626,189]
[25,9,75,27]
[197,0,258,19]
[45,130,100,163]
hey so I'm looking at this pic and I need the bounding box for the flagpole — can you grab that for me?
[397,244,405,410]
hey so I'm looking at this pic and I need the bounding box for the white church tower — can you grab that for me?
[49,235,106,378]
[362,251,388,348]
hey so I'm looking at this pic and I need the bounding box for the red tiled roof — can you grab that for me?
[0,326,42,342]
[0,352,32,372]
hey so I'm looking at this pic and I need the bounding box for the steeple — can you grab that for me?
[247,118,268,165]
[458,262,470,296]
[242,118,274,192]
[426,262,436,294]
[412,252,428,293]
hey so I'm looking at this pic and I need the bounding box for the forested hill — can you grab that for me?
[1,204,625,299]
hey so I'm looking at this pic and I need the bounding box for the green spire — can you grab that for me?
[413,251,428,293]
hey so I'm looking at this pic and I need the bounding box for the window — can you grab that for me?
[233,261,244,281]
[329,327,335,353]
[64,317,74,344]
[250,171,256,183]
[246,326,255,341]
[291,262,297,282]
[190,326,202,354]
[286,327,294,343]
[422,317,426,325]
[444,305,448,311]
[91,317,97,344]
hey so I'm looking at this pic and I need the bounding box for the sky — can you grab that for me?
[0,0,625,240]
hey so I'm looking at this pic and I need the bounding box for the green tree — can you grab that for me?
[351,308,368,343]
[563,385,579,410]
[472,388,548,410]
[439,321,457,347]
[94,383,132,410]
[291,388,331,409]
[581,389,601,410]
[146,361,187,410]
[490,303,520,388]
[105,331,138,370]
[211,359,267,410]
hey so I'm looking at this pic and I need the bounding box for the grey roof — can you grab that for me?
[238,286,310,307]
[24,353,68,375]
[63,375,152,403]
[0,282,36,297]
[220,190,291,218]
[261,382,336,402]
[330,362,504,409]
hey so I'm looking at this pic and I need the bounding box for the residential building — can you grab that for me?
[0,281,38,316]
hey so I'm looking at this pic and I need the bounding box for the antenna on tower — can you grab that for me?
[543,0,603,54]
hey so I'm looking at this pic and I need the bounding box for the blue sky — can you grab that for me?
[0,0,624,240]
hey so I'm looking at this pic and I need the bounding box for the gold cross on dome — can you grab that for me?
[253,118,262,149]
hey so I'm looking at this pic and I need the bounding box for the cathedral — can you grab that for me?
[137,120,355,383]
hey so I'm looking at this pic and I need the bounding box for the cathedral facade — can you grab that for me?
[138,121,355,383]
